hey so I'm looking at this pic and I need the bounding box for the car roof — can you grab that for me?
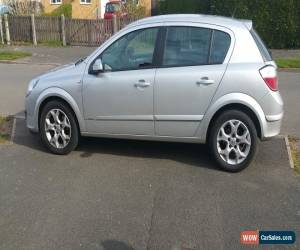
[127,14,252,30]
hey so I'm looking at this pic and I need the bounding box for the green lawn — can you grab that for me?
[38,40,63,47]
[0,51,32,61]
[276,58,300,69]
[289,136,300,175]
[0,116,12,143]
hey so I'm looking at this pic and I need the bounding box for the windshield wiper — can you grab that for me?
[75,57,87,66]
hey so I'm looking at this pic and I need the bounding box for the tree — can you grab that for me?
[3,0,42,16]
[125,0,147,19]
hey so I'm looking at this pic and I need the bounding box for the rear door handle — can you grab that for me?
[134,80,151,88]
[197,77,215,86]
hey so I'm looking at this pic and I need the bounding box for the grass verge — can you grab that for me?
[288,136,300,175]
[0,116,13,144]
[0,51,32,61]
[38,40,63,47]
[276,58,300,69]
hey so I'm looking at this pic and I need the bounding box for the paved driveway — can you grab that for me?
[0,118,299,250]
[0,52,299,249]
[0,64,53,116]
[279,71,300,138]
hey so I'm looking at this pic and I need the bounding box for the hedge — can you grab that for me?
[155,0,300,49]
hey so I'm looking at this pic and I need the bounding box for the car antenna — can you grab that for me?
[231,6,237,18]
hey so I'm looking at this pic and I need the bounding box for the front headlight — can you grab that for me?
[26,79,39,97]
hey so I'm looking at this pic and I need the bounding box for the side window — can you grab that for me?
[162,26,212,67]
[101,28,159,72]
[210,30,231,64]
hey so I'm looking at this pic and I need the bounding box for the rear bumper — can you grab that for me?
[259,89,284,139]
[265,112,284,122]
[262,117,282,140]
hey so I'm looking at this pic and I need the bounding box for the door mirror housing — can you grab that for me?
[90,59,103,74]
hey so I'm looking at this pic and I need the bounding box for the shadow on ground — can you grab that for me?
[102,240,134,250]
[12,117,216,171]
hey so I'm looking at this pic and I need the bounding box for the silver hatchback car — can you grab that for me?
[25,14,283,172]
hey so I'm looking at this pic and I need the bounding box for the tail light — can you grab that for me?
[259,65,278,91]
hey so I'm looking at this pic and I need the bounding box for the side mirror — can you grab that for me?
[91,59,103,74]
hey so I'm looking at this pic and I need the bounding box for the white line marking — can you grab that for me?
[10,117,17,145]
[284,136,294,169]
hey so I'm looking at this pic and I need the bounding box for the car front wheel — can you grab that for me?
[39,100,79,155]
[209,110,258,172]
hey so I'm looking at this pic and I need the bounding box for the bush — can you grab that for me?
[43,3,72,18]
[155,0,300,49]
[156,0,211,14]
[211,0,300,49]
[125,0,146,19]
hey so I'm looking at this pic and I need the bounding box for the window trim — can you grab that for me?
[159,26,232,69]
[80,0,92,5]
[88,27,163,74]
[50,0,62,5]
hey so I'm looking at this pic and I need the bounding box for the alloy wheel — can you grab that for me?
[44,109,71,149]
[217,119,251,165]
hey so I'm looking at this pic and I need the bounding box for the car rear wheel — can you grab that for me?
[39,100,79,155]
[209,110,258,172]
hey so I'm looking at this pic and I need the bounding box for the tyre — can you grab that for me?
[39,100,79,155]
[208,110,258,172]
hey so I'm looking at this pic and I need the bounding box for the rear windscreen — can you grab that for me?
[250,29,272,61]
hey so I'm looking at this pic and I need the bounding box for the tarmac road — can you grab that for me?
[0,118,299,249]
[0,54,299,249]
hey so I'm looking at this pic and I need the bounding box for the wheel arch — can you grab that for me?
[206,103,262,143]
[197,93,266,142]
[35,88,86,133]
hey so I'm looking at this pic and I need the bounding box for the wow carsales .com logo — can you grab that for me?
[241,231,296,245]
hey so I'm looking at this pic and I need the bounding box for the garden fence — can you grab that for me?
[0,14,135,46]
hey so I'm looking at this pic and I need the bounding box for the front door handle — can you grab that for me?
[196,77,215,86]
[134,80,151,88]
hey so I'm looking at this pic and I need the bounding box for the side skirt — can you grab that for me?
[80,132,205,144]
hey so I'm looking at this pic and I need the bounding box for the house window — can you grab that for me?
[50,0,62,4]
[80,0,92,4]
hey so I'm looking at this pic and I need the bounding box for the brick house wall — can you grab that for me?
[71,0,99,19]
[42,0,151,19]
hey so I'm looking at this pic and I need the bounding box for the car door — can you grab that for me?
[82,27,160,135]
[154,24,233,137]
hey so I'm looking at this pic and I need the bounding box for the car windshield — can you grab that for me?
[106,3,121,13]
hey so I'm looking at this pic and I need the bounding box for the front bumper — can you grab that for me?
[25,110,39,133]
[25,94,39,133]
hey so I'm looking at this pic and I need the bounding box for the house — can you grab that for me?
[42,0,152,19]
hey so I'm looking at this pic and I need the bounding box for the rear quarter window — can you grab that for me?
[209,30,231,64]
[250,29,272,61]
